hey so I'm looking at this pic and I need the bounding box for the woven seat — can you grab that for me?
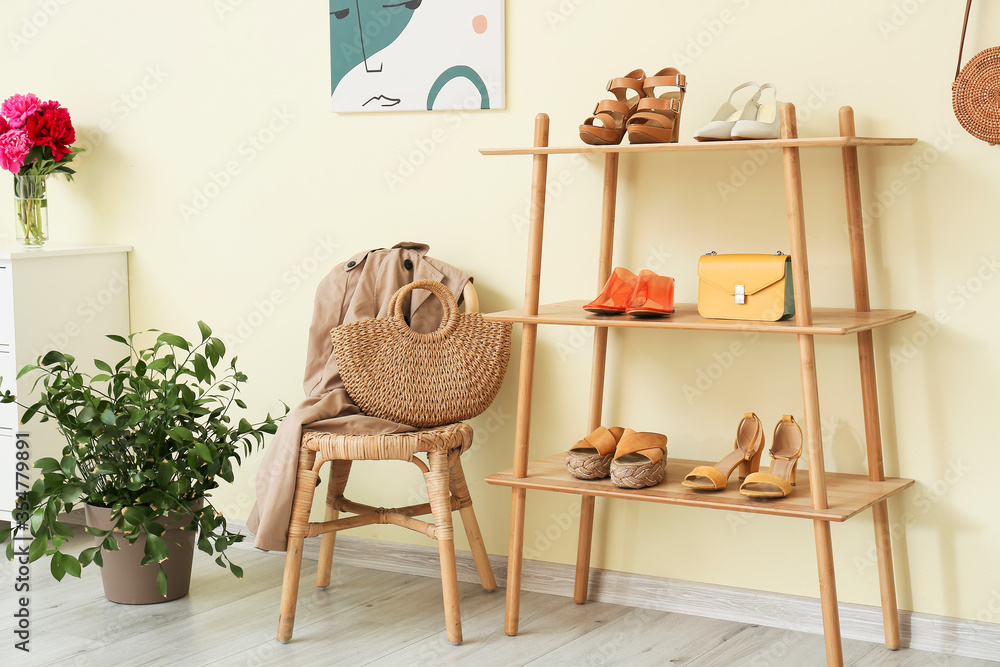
[275,285,496,645]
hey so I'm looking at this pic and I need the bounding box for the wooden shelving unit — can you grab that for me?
[480,105,918,667]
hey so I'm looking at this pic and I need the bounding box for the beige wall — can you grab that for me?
[5,1,999,625]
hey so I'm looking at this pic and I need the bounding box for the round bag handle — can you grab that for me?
[387,279,462,339]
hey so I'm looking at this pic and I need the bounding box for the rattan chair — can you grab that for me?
[276,282,496,645]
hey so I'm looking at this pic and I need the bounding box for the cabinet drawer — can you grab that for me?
[0,262,11,345]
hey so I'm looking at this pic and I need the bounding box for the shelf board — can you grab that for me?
[486,453,913,522]
[480,136,918,156]
[484,301,915,336]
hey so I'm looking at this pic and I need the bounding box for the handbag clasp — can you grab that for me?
[735,284,745,305]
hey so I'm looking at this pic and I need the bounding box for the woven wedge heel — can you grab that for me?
[566,426,625,479]
[610,430,667,489]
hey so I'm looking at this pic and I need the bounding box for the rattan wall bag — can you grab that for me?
[953,0,1000,146]
[331,279,512,428]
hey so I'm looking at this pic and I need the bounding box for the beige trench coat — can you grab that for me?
[247,242,470,551]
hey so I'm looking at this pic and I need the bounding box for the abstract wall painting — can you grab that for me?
[329,0,505,112]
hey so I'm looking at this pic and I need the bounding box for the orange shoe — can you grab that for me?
[625,270,675,317]
[584,267,638,315]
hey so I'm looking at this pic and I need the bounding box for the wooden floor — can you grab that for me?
[1,530,996,667]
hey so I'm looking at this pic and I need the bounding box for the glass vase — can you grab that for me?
[14,174,48,248]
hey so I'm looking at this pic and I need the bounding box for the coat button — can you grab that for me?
[403,259,413,270]
[347,260,356,268]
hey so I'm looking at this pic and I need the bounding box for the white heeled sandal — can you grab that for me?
[693,82,761,142]
[732,83,781,140]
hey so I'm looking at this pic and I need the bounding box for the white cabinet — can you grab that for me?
[0,245,131,521]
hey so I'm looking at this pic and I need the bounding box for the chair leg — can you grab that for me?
[277,537,306,643]
[276,448,318,643]
[426,450,463,645]
[317,460,352,588]
[449,456,497,591]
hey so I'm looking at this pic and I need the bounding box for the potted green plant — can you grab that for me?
[0,322,282,603]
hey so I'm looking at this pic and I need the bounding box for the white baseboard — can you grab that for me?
[227,520,999,662]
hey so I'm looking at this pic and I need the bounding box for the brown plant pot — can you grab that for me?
[83,500,202,605]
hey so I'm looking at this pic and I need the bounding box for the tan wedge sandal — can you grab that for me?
[566,426,625,479]
[610,429,667,489]
[682,412,764,491]
[740,415,803,499]
[579,69,646,146]
[626,67,687,144]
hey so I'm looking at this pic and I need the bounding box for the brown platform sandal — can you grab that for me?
[740,415,804,499]
[566,426,625,479]
[579,69,646,146]
[682,412,764,491]
[626,67,687,144]
[610,429,667,489]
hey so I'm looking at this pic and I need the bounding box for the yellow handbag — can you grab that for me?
[697,252,795,321]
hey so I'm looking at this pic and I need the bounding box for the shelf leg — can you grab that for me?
[815,520,845,667]
[840,105,901,650]
[505,114,550,637]
[573,152,620,605]
[782,103,844,666]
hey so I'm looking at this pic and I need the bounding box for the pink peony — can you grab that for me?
[0,117,8,134]
[0,129,33,173]
[1,93,41,129]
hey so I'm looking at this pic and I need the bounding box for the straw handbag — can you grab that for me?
[953,0,1000,146]
[331,279,512,428]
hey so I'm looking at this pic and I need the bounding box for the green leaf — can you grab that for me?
[62,556,82,578]
[168,426,194,442]
[100,408,116,425]
[229,562,244,579]
[50,553,66,581]
[0,527,10,543]
[34,457,60,472]
[157,333,190,350]
[94,359,113,373]
[41,350,70,366]
[197,321,212,341]
[78,546,101,567]
[106,334,128,344]
[78,406,97,423]
[145,533,169,563]
[156,568,168,597]
[194,442,213,463]
[90,374,112,382]
[29,535,47,561]
[59,456,76,477]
